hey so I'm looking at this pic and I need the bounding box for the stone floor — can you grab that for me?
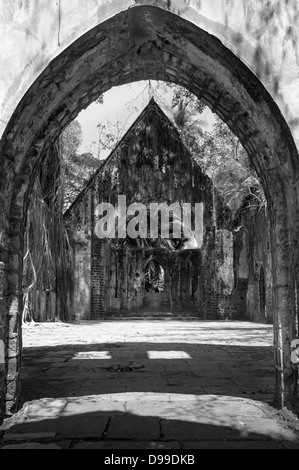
[1,320,299,449]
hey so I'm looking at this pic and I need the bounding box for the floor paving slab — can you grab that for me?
[1,320,299,449]
[234,417,298,441]
[61,399,126,416]
[181,441,285,449]
[1,443,63,450]
[2,432,57,443]
[3,416,109,440]
[107,415,161,440]
[161,419,249,442]
[22,399,68,420]
[281,441,299,449]
[73,440,181,449]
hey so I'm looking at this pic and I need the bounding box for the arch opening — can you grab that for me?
[144,260,165,294]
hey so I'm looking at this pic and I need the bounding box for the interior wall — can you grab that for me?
[66,101,249,320]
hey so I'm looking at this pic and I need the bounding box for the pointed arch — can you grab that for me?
[0,5,298,414]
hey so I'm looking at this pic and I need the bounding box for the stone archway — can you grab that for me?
[144,258,168,312]
[0,5,298,417]
[144,258,166,294]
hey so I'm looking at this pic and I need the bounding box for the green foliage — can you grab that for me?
[160,83,266,218]
[170,84,206,114]
[156,82,208,147]
[61,120,82,160]
[95,94,104,105]
[93,112,145,159]
[195,117,266,217]
[63,151,99,210]
[61,120,100,209]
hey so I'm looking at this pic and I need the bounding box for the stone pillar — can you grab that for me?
[5,229,23,415]
[271,204,297,410]
[0,186,27,416]
[73,241,91,321]
[0,253,22,418]
[0,259,6,421]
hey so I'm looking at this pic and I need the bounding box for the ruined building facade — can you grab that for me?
[65,100,271,322]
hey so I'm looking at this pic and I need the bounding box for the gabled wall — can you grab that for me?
[65,101,249,320]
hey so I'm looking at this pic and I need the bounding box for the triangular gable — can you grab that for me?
[64,98,188,217]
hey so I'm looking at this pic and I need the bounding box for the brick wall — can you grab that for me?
[91,236,107,319]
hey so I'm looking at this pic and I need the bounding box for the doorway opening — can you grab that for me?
[145,260,165,293]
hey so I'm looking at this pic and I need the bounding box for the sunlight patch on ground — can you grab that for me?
[147,351,192,359]
[22,321,274,349]
[71,351,112,360]
[4,393,297,443]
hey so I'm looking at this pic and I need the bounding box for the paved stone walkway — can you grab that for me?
[1,320,299,449]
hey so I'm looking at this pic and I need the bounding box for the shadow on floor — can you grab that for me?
[1,408,294,449]
[20,342,275,405]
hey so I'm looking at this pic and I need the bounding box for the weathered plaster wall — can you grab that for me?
[73,243,92,321]
[233,208,273,324]
[1,0,299,151]
[66,190,92,321]
[216,229,234,295]
[246,208,273,323]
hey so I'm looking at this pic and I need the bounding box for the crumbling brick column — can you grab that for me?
[91,238,107,319]
[271,196,297,410]
[0,233,23,418]
[4,198,24,415]
[0,259,6,421]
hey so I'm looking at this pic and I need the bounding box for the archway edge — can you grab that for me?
[1,1,299,149]
[1,5,298,195]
